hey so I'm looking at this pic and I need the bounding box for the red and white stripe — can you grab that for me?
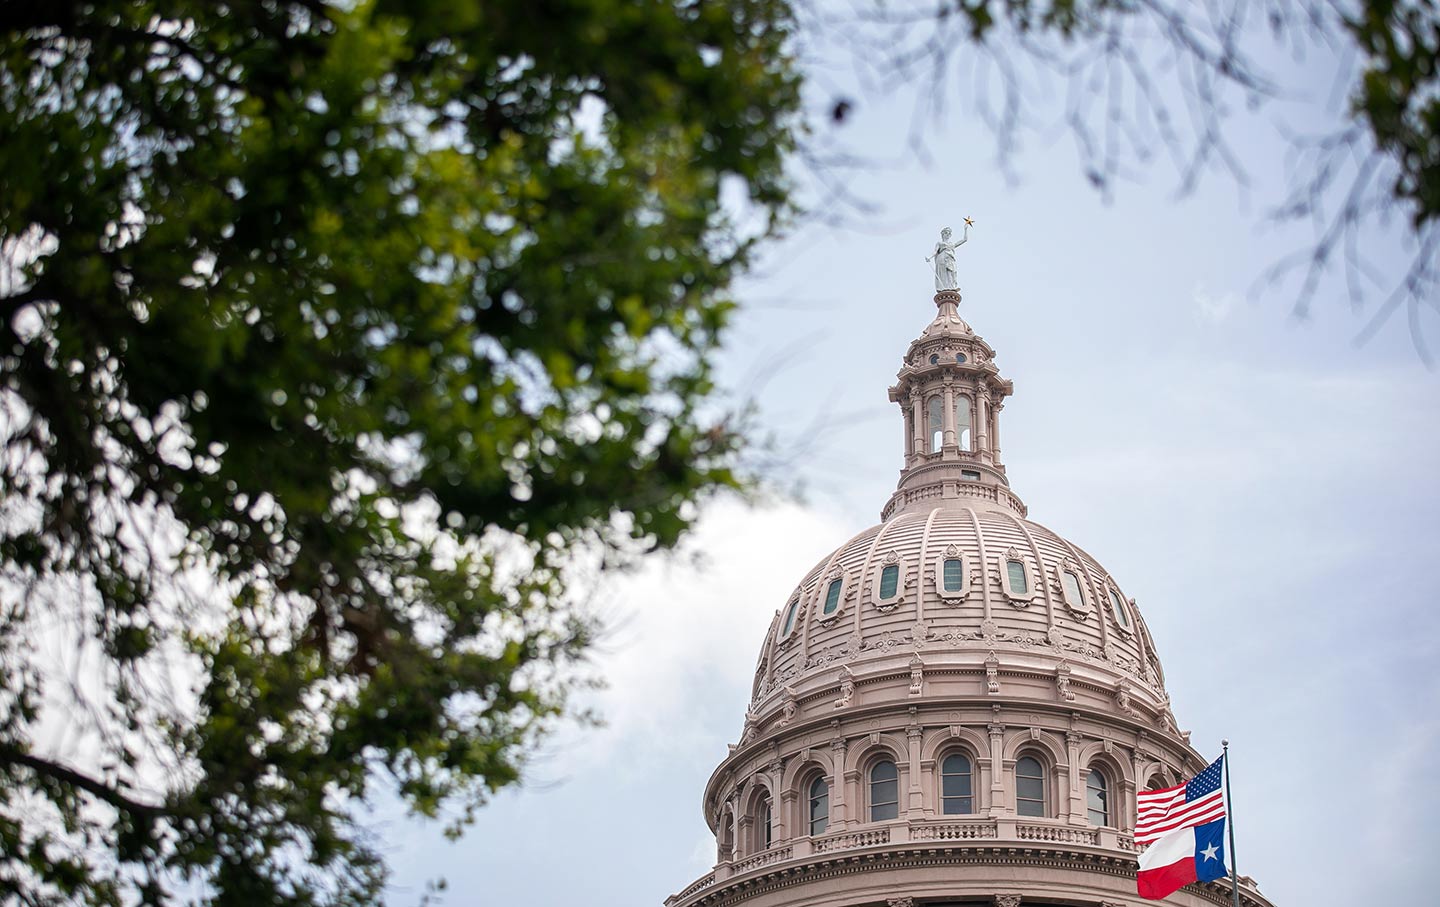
[1135,785,1226,845]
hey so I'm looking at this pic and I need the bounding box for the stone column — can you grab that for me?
[1066,728,1086,825]
[910,390,924,458]
[975,381,991,464]
[987,707,1006,817]
[830,737,849,828]
[779,789,798,843]
[942,382,956,448]
[906,725,925,816]
[991,401,1003,465]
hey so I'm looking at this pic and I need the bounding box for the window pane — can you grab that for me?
[1109,589,1132,629]
[943,558,963,592]
[942,753,973,814]
[942,753,971,777]
[781,599,799,635]
[870,761,899,821]
[823,579,842,614]
[1062,570,1085,606]
[943,796,974,815]
[1017,757,1045,817]
[1087,769,1109,825]
[879,564,899,599]
[809,778,829,836]
[1006,560,1028,594]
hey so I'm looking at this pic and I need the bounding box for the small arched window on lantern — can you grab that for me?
[869,760,899,821]
[1086,768,1110,826]
[926,396,944,453]
[1016,755,1047,817]
[808,776,830,836]
[940,753,974,815]
[954,394,972,451]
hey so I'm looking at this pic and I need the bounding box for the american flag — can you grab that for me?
[1135,756,1226,847]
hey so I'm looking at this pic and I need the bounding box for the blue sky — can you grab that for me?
[382,19,1440,907]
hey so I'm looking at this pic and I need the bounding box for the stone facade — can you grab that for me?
[665,288,1275,907]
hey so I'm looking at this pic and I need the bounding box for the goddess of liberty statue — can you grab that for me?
[925,221,971,291]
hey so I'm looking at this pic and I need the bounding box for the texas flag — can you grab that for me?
[1135,755,1229,900]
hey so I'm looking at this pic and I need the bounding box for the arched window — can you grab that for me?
[1006,559,1029,595]
[941,753,973,815]
[808,776,829,836]
[879,564,900,600]
[1145,774,1169,792]
[869,760,899,821]
[822,578,843,615]
[954,395,972,451]
[1061,570,1086,608]
[1108,588,1133,631]
[1086,769,1109,826]
[780,598,800,636]
[927,396,943,452]
[942,557,963,593]
[1016,755,1046,817]
[758,795,773,849]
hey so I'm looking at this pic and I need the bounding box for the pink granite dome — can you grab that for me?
[748,505,1166,720]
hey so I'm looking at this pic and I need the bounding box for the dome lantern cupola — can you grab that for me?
[884,280,1022,521]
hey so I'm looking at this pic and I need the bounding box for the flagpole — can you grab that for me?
[1222,739,1240,907]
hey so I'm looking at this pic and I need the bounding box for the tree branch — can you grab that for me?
[0,744,167,817]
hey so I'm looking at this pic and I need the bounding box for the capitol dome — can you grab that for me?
[666,279,1275,907]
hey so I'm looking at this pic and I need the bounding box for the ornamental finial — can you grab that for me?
[924,219,973,292]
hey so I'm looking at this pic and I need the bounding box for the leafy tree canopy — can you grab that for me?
[0,1,797,904]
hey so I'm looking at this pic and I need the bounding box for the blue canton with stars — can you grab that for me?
[1186,756,1225,801]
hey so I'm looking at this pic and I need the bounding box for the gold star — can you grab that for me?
[964,216,975,227]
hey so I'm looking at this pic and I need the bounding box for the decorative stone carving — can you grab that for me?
[995,895,1023,907]
[888,898,917,907]
[1029,727,1042,742]
[908,655,925,696]
[1056,660,1075,702]
[1103,738,1115,755]
[985,649,1000,695]
[979,619,1000,644]
[910,619,930,650]
[834,666,855,709]
[780,687,798,726]
[1115,681,1136,717]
